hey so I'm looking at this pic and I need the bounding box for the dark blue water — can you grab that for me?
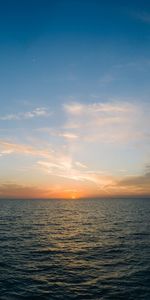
[0,198,150,300]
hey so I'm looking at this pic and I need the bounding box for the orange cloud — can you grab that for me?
[0,183,49,199]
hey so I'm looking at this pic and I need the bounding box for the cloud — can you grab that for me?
[0,140,103,185]
[64,103,84,115]
[0,182,53,199]
[58,132,78,140]
[0,139,150,197]
[0,107,51,121]
[63,100,149,144]
[64,101,134,115]
[0,140,52,158]
[34,128,79,140]
[97,165,150,196]
[0,99,150,198]
[37,159,115,191]
[0,138,113,191]
[75,161,87,168]
[119,167,150,189]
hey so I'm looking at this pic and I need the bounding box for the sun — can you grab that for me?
[71,195,76,199]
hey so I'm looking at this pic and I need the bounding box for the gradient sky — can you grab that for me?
[0,0,150,198]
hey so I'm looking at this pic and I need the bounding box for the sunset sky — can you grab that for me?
[0,0,150,198]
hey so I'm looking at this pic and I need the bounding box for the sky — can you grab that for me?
[0,0,150,199]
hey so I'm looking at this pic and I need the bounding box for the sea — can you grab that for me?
[0,198,150,300]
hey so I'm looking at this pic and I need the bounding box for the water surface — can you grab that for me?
[0,198,150,299]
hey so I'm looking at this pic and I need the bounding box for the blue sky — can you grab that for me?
[0,0,150,198]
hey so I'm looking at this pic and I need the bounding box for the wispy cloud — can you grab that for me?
[58,132,78,140]
[35,127,79,141]
[0,140,52,158]
[37,158,115,191]
[0,139,150,197]
[64,102,83,115]
[64,101,135,115]
[0,98,150,198]
[0,139,114,190]
[63,100,149,144]
[0,107,51,121]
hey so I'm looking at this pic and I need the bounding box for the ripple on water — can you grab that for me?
[0,198,150,300]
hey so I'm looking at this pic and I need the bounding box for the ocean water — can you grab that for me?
[0,198,150,300]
